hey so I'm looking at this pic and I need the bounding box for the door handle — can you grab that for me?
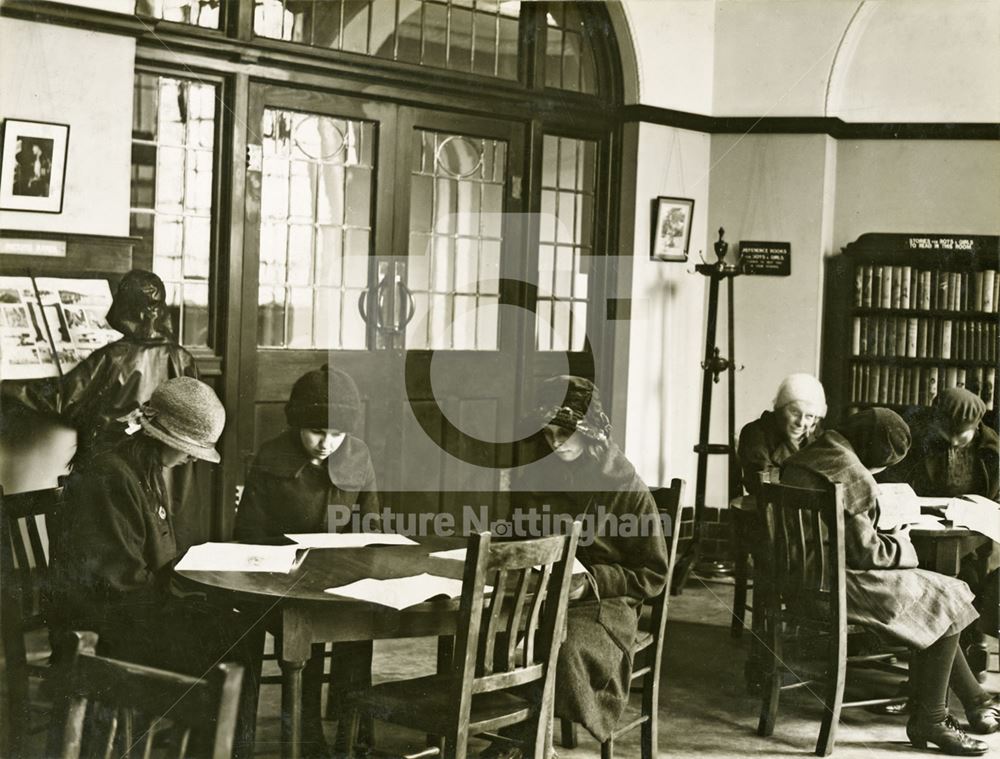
[396,279,416,332]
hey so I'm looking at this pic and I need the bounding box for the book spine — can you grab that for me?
[852,317,861,355]
[917,318,927,357]
[945,366,959,390]
[962,272,971,311]
[927,366,939,404]
[906,318,918,358]
[854,266,864,307]
[863,365,872,403]
[886,318,897,358]
[970,367,983,396]
[880,266,893,308]
[985,368,996,411]
[985,269,997,312]
[937,271,948,311]
[862,266,874,307]
[956,367,967,390]
[994,270,999,313]
[900,266,912,309]
[891,267,902,308]
[941,320,952,359]
[919,270,932,310]
[895,316,907,357]
[974,271,984,311]
[976,321,984,360]
[871,365,881,403]
[878,365,889,404]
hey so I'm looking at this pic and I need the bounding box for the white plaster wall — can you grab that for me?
[623,122,712,497]
[0,18,134,236]
[706,133,835,504]
[620,0,715,113]
[834,140,1000,249]
[829,0,1000,122]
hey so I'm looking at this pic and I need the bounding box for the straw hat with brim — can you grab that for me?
[137,377,225,463]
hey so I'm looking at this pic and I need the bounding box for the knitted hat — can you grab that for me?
[934,387,986,429]
[285,365,361,432]
[773,373,827,417]
[128,377,225,463]
[535,375,612,443]
[106,269,172,340]
[836,408,911,469]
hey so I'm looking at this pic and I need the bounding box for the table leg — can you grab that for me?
[934,539,962,576]
[280,657,306,759]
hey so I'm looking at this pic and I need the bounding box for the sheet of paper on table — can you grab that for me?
[946,495,1000,543]
[324,573,470,610]
[905,514,948,530]
[176,542,310,573]
[876,483,921,530]
[285,532,417,548]
[429,547,589,576]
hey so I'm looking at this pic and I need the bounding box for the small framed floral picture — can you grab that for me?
[650,196,694,262]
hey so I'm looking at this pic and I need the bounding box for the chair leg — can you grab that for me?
[640,668,659,759]
[731,518,749,638]
[756,612,781,737]
[600,736,613,759]
[341,708,360,759]
[559,718,578,748]
[815,629,847,757]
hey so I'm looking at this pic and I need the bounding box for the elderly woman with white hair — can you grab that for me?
[737,372,827,496]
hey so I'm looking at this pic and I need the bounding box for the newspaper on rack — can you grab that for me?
[34,277,121,371]
[0,276,59,379]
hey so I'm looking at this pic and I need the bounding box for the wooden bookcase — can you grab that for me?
[822,233,1000,430]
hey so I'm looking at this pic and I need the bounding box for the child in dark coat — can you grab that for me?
[234,365,378,757]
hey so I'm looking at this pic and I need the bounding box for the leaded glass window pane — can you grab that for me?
[253,0,520,80]
[257,108,374,350]
[130,72,217,347]
[536,134,595,352]
[135,0,220,28]
[544,2,597,94]
[406,129,506,350]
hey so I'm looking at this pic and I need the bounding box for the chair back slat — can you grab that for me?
[56,631,244,759]
[760,482,847,627]
[451,525,580,723]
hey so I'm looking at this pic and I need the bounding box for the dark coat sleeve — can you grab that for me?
[357,459,381,527]
[737,420,773,496]
[781,464,918,571]
[1,348,111,422]
[233,458,269,542]
[587,488,669,601]
[67,467,163,603]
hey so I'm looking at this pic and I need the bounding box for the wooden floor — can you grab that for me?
[249,578,1000,758]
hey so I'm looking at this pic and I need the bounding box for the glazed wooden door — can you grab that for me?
[239,84,529,519]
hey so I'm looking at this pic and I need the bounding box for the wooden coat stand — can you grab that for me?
[674,228,742,592]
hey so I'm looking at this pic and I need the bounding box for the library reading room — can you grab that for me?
[0,2,998,759]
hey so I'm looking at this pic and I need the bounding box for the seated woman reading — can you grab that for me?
[879,386,1000,679]
[782,408,999,755]
[496,376,669,756]
[234,364,379,758]
[47,377,263,759]
[737,372,826,496]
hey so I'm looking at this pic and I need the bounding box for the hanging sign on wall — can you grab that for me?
[739,241,791,276]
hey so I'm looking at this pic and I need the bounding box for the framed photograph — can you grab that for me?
[650,196,694,262]
[0,119,70,214]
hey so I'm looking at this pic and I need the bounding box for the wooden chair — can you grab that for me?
[559,478,685,759]
[0,484,66,757]
[55,631,244,759]
[756,481,906,756]
[340,523,581,759]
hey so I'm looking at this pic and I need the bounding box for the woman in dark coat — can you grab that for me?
[737,372,826,496]
[47,377,263,759]
[234,365,379,758]
[879,386,1000,678]
[1,269,198,465]
[509,376,669,746]
[782,408,999,755]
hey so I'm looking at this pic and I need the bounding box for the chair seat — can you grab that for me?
[348,674,534,737]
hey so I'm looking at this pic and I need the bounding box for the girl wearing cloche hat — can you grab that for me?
[234,364,379,757]
[46,377,264,759]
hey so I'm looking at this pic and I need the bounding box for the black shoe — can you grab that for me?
[906,716,988,755]
[965,694,1000,735]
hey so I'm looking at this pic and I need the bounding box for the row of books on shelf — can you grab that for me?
[849,363,996,409]
[0,275,121,380]
[853,264,998,312]
[851,316,998,361]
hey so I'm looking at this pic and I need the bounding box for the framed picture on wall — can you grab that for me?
[650,196,694,262]
[0,119,70,214]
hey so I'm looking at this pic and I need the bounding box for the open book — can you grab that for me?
[176,542,310,573]
[324,573,473,610]
[285,532,417,548]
